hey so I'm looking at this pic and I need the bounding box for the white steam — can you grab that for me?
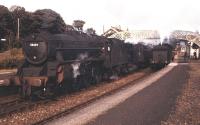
[158,30,172,45]
[71,63,81,78]
[110,75,119,80]
[125,38,160,47]
[78,53,88,60]
[71,53,88,78]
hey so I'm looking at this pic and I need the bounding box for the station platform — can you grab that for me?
[48,62,190,125]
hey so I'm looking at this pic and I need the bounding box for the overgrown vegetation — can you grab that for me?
[0,48,24,69]
[0,5,67,68]
[0,4,96,69]
[0,5,67,52]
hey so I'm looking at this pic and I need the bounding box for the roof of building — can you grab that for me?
[102,27,200,46]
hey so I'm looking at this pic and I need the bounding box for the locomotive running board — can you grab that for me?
[56,48,102,51]
[0,79,10,86]
[60,58,104,64]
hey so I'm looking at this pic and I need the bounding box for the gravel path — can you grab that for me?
[48,63,178,125]
[161,61,200,125]
[85,63,187,125]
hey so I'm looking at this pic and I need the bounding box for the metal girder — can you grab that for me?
[186,34,200,47]
[171,31,200,46]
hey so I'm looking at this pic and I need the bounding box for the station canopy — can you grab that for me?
[102,27,200,47]
[170,30,200,47]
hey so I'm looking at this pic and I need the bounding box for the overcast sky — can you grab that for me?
[1,0,200,35]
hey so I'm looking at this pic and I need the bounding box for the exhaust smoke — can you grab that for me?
[71,53,88,78]
[71,63,81,78]
[110,75,119,80]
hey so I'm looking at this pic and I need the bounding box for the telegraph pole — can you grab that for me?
[17,18,20,41]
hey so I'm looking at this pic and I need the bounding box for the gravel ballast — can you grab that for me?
[161,61,200,125]
[0,68,151,125]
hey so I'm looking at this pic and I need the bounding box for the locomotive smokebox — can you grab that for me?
[22,32,49,65]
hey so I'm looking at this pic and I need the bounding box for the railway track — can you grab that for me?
[34,69,153,125]
[0,95,51,117]
[0,99,26,116]
[0,68,153,125]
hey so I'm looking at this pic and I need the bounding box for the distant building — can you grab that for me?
[102,26,123,38]
[102,27,160,46]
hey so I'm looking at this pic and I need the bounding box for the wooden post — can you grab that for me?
[17,18,20,41]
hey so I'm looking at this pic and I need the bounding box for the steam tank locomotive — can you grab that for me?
[15,31,136,98]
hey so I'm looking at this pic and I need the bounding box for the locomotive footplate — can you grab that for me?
[22,77,48,87]
[0,79,11,86]
[13,76,48,87]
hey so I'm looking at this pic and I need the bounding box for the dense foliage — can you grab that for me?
[0,5,67,51]
[0,4,97,52]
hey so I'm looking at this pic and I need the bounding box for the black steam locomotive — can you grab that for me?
[13,30,153,98]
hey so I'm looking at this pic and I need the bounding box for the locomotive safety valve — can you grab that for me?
[0,79,10,86]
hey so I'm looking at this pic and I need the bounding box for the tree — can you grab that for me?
[0,5,14,50]
[73,20,85,31]
[9,6,39,48]
[9,5,26,47]
[0,5,14,37]
[33,9,66,34]
[86,28,96,35]
[0,5,68,51]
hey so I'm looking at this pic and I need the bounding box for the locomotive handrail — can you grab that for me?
[60,58,104,64]
[56,47,102,50]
